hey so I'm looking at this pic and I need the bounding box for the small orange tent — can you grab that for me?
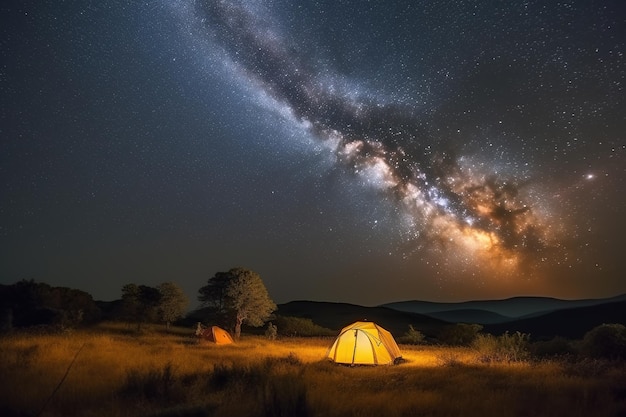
[326,321,401,365]
[196,324,234,345]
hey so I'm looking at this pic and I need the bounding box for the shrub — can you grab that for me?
[531,336,574,358]
[581,323,626,360]
[398,325,426,345]
[438,323,483,346]
[273,316,335,337]
[473,331,531,363]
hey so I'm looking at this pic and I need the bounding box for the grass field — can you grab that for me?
[1,323,625,417]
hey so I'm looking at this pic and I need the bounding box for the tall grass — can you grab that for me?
[472,331,531,363]
[0,323,624,417]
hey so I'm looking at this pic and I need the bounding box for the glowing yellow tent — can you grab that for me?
[326,321,402,365]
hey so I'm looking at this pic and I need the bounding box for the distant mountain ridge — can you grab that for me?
[484,299,626,339]
[277,295,626,340]
[276,300,446,336]
[423,309,512,324]
[381,294,626,320]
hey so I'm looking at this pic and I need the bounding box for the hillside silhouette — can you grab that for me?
[278,295,626,340]
[382,294,626,318]
[484,300,626,339]
[276,300,446,336]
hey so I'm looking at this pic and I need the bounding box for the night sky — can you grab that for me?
[1,0,625,306]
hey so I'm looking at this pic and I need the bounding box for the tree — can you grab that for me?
[157,282,189,330]
[0,280,100,328]
[120,284,161,330]
[198,271,232,311]
[198,267,276,338]
[197,271,235,327]
[226,268,276,338]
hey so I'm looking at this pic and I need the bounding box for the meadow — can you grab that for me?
[1,323,625,417]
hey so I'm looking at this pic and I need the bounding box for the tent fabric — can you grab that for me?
[197,325,234,344]
[326,321,402,365]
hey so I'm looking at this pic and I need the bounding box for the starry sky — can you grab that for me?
[1,0,625,306]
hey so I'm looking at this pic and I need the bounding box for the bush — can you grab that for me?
[531,336,574,358]
[473,331,531,363]
[398,325,426,345]
[581,323,626,360]
[438,323,483,346]
[273,316,335,337]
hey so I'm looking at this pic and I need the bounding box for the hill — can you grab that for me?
[382,294,626,318]
[483,300,626,339]
[275,295,626,339]
[276,300,447,337]
[423,309,512,324]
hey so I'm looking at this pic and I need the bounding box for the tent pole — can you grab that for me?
[351,329,359,365]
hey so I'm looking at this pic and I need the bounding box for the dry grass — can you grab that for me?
[0,323,624,417]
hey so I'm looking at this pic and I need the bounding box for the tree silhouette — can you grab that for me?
[157,282,188,330]
[198,267,276,338]
[0,280,100,329]
[120,284,161,330]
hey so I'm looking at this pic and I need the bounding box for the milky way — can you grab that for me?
[2,0,623,304]
[174,0,571,276]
